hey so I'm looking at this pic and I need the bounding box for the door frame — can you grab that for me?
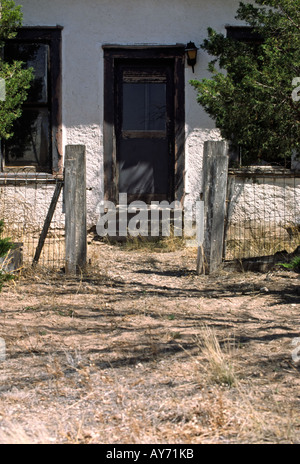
[103,45,185,205]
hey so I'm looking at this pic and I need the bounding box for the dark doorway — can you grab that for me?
[103,46,185,205]
[116,61,174,203]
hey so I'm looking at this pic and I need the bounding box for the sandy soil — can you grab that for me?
[0,242,299,444]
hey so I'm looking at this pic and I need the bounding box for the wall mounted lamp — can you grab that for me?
[185,41,198,73]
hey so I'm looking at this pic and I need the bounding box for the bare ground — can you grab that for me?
[0,242,299,444]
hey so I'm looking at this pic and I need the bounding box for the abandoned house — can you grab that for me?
[0,1,252,215]
[0,0,299,256]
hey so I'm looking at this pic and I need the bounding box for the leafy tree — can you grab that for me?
[191,0,300,166]
[0,0,33,140]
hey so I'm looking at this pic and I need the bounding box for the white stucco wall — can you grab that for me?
[229,176,300,225]
[16,0,243,225]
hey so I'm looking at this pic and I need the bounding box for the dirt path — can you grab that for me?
[0,243,299,443]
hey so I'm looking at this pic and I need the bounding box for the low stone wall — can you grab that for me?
[228,171,300,225]
[0,182,65,237]
[225,170,300,259]
[0,176,65,267]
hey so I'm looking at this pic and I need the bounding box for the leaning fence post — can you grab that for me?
[33,180,63,267]
[64,145,87,274]
[201,140,229,275]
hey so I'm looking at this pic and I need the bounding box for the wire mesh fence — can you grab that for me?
[224,170,300,261]
[1,166,299,271]
[0,170,65,270]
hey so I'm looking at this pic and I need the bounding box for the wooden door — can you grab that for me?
[116,61,174,203]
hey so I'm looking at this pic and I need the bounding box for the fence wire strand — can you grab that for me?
[224,171,300,260]
[0,170,65,270]
[1,169,299,269]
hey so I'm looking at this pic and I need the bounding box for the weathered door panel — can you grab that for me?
[116,62,174,203]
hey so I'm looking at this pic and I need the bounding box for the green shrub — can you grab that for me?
[279,256,300,272]
[191,0,300,166]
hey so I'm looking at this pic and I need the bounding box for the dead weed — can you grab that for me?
[0,242,299,444]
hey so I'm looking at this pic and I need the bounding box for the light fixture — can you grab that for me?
[185,41,198,73]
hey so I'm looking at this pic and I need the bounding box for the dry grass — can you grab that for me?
[102,230,187,253]
[226,224,300,260]
[0,242,299,444]
[197,327,237,387]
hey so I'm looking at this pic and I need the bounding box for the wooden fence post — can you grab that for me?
[64,145,87,274]
[201,140,229,274]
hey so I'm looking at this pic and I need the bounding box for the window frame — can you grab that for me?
[1,27,63,175]
[225,27,295,172]
[225,26,284,171]
[226,26,263,44]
